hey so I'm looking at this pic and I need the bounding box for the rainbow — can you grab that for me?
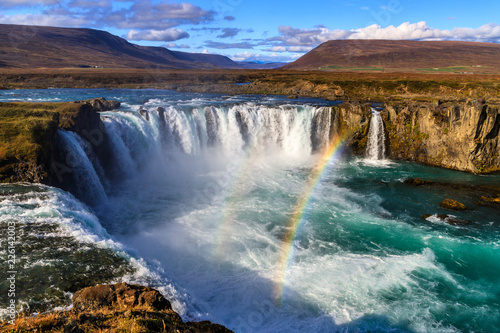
[273,134,345,303]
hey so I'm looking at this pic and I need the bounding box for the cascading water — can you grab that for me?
[3,89,500,333]
[58,130,107,203]
[98,104,334,166]
[366,108,386,160]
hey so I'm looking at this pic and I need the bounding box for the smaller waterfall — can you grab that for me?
[58,130,107,203]
[366,109,386,160]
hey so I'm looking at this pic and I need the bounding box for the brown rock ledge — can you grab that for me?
[0,283,233,333]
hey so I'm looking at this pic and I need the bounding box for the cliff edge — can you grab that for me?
[333,99,500,173]
[0,98,118,184]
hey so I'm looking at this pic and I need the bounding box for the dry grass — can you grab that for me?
[0,69,499,102]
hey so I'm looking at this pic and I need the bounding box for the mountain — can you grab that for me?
[281,40,500,73]
[0,24,243,69]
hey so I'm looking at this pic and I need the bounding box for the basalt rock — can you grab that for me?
[80,97,121,111]
[440,198,467,210]
[335,99,500,173]
[0,99,118,187]
[383,100,500,173]
[72,283,171,312]
[139,107,150,121]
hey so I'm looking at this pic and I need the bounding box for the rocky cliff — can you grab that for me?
[0,98,118,186]
[334,99,500,173]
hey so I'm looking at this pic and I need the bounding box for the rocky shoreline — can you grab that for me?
[1,283,233,333]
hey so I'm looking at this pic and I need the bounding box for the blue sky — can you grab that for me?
[1,0,499,62]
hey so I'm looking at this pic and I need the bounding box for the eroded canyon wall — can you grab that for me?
[336,99,500,173]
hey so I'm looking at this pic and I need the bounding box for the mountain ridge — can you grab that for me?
[0,23,244,69]
[281,39,500,73]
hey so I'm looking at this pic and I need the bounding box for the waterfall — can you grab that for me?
[58,104,337,202]
[101,104,334,160]
[58,130,107,203]
[366,108,386,160]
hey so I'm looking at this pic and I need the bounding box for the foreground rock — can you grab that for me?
[1,283,233,333]
[440,199,467,210]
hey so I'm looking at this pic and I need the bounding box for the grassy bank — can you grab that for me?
[0,102,85,182]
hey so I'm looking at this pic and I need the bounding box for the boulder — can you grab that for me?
[77,97,120,111]
[139,107,149,120]
[480,195,500,204]
[404,178,431,186]
[72,282,171,312]
[439,199,467,210]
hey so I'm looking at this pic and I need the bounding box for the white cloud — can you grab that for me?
[0,13,87,27]
[352,22,500,42]
[107,1,215,30]
[230,51,296,63]
[165,42,190,48]
[265,46,287,52]
[288,46,313,52]
[268,25,354,46]
[0,0,59,7]
[126,28,189,41]
[69,0,111,8]
[268,22,500,49]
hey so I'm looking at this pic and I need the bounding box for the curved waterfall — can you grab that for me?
[59,104,338,202]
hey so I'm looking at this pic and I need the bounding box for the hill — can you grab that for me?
[281,40,500,73]
[0,24,244,69]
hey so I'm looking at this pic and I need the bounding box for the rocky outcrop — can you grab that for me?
[85,97,121,111]
[383,100,500,173]
[0,98,119,185]
[333,99,500,173]
[72,283,171,312]
[2,283,233,333]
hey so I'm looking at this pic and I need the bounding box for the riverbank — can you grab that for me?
[1,68,500,102]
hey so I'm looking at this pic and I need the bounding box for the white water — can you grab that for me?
[100,104,334,163]
[366,109,386,160]
[58,130,107,203]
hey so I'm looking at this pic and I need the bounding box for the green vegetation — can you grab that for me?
[387,122,429,157]
[417,66,473,73]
